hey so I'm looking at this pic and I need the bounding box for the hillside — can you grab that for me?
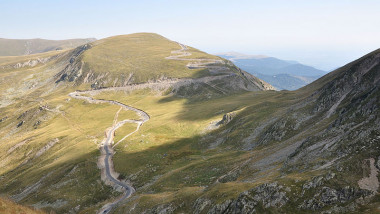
[103,48,380,213]
[55,33,273,91]
[0,38,96,56]
[0,197,45,214]
[0,33,379,213]
[218,52,327,90]
[0,33,273,213]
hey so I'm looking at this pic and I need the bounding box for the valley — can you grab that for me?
[69,90,149,214]
[0,33,379,214]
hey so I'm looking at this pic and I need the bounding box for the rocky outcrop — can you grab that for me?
[216,112,236,126]
[55,44,92,84]
[34,138,59,159]
[312,50,380,114]
[193,198,212,214]
[203,183,288,214]
[0,116,7,122]
[300,186,371,211]
[0,56,55,70]
[16,121,24,128]
[191,172,374,213]
[143,203,176,214]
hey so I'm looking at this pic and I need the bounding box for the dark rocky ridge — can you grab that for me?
[140,49,380,213]
[206,49,380,213]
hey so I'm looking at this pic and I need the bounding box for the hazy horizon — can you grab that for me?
[1,0,380,70]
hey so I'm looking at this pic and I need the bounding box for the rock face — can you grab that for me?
[300,186,370,211]
[282,50,380,173]
[190,174,372,213]
[200,183,288,214]
[55,44,92,83]
[189,49,380,213]
[216,112,236,126]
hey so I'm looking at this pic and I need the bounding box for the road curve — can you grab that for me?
[66,43,230,213]
[165,42,224,66]
[69,91,149,214]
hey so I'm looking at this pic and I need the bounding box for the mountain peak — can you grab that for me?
[54,33,274,91]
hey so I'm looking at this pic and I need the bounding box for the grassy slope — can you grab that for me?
[0,33,238,213]
[78,33,226,86]
[0,87,122,212]
[0,197,45,214]
[5,33,375,213]
[0,84,277,213]
[90,49,380,213]
[91,89,298,213]
[0,50,65,65]
[0,38,95,56]
[0,33,304,213]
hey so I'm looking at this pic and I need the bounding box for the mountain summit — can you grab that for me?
[54,33,274,91]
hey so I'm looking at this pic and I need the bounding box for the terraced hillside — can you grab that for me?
[0,33,379,213]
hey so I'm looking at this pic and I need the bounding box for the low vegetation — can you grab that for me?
[0,197,45,214]
[0,33,379,213]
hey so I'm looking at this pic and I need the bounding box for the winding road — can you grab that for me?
[166,42,225,69]
[66,43,233,213]
[69,91,149,214]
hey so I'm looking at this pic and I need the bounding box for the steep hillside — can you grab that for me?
[218,52,326,90]
[107,48,379,213]
[0,38,96,56]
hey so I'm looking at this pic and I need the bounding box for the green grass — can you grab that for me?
[0,86,129,212]
[0,50,63,65]
[1,33,378,214]
[78,33,228,87]
[0,197,45,214]
[0,51,332,213]
[86,88,301,212]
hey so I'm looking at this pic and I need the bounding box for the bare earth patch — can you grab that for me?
[358,158,379,193]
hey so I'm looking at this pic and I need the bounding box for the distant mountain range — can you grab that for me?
[0,38,96,56]
[217,52,327,90]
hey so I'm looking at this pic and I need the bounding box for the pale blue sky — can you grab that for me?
[1,0,379,70]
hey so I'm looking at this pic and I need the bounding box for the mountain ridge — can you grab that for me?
[218,52,327,90]
[53,33,273,91]
[0,33,379,213]
[0,38,96,56]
